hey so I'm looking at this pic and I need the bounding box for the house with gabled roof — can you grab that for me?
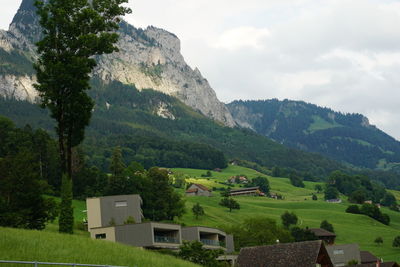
[185,183,212,197]
[237,240,333,267]
[309,228,336,245]
[326,244,361,267]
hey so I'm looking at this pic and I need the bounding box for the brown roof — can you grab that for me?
[351,263,399,267]
[193,183,211,191]
[237,240,333,267]
[186,188,198,193]
[360,251,379,264]
[309,228,336,237]
[230,186,259,193]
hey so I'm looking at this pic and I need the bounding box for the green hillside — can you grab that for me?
[0,227,198,267]
[228,99,400,172]
[172,166,400,262]
[0,80,347,178]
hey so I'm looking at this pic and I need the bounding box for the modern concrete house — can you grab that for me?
[90,222,182,250]
[182,226,234,253]
[86,194,143,229]
[185,184,212,197]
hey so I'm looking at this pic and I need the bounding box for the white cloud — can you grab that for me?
[213,27,270,50]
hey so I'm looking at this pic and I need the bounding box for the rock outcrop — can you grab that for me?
[0,0,235,127]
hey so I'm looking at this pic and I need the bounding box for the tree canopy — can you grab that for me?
[34,0,131,233]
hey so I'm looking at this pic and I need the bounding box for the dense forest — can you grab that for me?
[228,99,400,171]
[0,80,349,178]
[2,80,400,189]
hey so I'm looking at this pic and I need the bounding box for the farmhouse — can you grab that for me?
[229,186,260,196]
[185,183,212,197]
[237,240,333,267]
[326,244,361,267]
[326,199,342,203]
[309,228,336,245]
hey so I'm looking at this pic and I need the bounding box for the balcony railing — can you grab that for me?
[200,239,224,247]
[154,235,180,244]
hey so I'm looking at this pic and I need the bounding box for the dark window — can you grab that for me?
[95,233,106,239]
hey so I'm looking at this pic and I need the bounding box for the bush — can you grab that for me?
[281,211,298,229]
[392,236,400,247]
[374,237,383,245]
[312,194,317,201]
[346,205,360,214]
[320,220,334,233]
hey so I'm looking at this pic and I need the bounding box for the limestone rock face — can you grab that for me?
[0,0,235,127]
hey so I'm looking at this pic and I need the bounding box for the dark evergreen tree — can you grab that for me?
[34,0,131,233]
[142,167,185,221]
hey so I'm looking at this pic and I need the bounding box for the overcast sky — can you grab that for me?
[1,0,400,140]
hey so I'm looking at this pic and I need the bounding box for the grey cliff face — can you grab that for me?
[0,0,236,127]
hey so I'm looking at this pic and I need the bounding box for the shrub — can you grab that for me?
[346,205,360,214]
[392,236,400,247]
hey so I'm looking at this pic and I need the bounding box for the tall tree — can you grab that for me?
[34,0,131,233]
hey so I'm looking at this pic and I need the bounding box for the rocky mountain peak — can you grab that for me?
[0,0,236,127]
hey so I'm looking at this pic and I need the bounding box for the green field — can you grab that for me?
[0,226,198,267]
[173,165,400,262]
[3,165,398,265]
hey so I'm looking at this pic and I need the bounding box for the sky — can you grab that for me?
[1,0,400,140]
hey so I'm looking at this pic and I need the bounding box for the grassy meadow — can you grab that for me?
[172,165,400,262]
[0,226,199,267]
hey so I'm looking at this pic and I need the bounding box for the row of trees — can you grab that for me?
[0,117,58,229]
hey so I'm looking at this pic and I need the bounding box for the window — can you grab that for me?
[333,249,344,255]
[115,201,127,207]
[95,233,106,239]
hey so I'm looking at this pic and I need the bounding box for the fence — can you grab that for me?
[0,260,129,267]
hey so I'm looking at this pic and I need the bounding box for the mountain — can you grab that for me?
[1,0,400,189]
[0,0,235,127]
[227,99,400,171]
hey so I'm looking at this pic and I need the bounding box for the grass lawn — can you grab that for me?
[172,165,400,262]
[0,226,198,267]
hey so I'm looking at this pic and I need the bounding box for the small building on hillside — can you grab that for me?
[228,176,248,184]
[237,240,333,267]
[326,244,361,267]
[229,186,260,197]
[326,199,342,203]
[185,184,212,197]
[360,251,379,264]
[309,228,336,245]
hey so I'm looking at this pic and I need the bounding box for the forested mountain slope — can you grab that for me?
[0,79,347,177]
[228,99,400,171]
